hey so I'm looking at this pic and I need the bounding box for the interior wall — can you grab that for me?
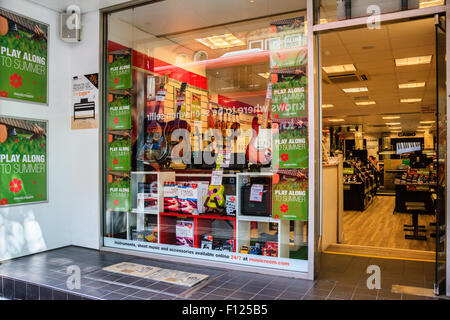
[0,0,102,261]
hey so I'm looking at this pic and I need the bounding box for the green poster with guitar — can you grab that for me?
[273,118,308,169]
[108,133,131,171]
[107,174,130,212]
[108,93,131,130]
[272,170,308,221]
[0,8,48,104]
[108,50,132,91]
[0,116,47,206]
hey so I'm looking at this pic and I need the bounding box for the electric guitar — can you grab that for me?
[245,82,272,165]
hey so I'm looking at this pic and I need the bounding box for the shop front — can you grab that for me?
[99,0,450,288]
[100,0,316,279]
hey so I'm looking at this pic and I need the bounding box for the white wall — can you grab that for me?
[67,11,101,250]
[0,0,101,261]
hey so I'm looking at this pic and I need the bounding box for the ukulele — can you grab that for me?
[245,83,272,165]
[165,82,191,163]
[0,8,47,40]
[0,117,46,143]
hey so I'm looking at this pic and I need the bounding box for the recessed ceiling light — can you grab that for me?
[420,0,444,9]
[322,64,356,74]
[196,33,245,49]
[382,116,400,120]
[420,120,436,124]
[322,104,334,108]
[328,118,345,122]
[390,130,402,133]
[343,87,368,93]
[418,125,432,129]
[355,101,376,106]
[398,82,426,89]
[400,98,422,103]
[395,55,432,67]
[386,122,401,125]
[389,127,402,130]
[320,18,329,24]
[257,72,270,79]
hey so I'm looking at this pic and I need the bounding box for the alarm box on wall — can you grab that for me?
[60,12,81,42]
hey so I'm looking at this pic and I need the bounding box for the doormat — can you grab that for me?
[103,262,209,287]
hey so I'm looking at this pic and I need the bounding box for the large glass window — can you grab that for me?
[103,0,309,273]
[316,0,445,24]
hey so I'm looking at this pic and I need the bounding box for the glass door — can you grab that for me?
[435,13,446,296]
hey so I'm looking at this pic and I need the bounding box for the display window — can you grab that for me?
[103,0,309,273]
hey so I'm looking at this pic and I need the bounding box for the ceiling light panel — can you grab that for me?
[196,34,245,49]
[322,64,356,74]
[398,82,426,89]
[343,87,368,93]
[395,55,432,67]
[400,98,422,103]
[355,101,376,106]
[382,116,400,120]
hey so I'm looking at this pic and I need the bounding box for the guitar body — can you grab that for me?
[246,117,272,165]
[0,16,8,36]
[146,120,169,162]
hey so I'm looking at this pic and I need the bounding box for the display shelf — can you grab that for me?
[160,212,236,221]
[237,215,279,223]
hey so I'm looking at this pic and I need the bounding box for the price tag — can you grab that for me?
[211,170,223,186]
[250,184,264,202]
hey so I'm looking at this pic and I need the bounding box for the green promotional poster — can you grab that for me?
[108,94,131,130]
[0,117,47,206]
[108,175,130,212]
[191,93,202,121]
[272,78,307,119]
[269,17,306,69]
[0,9,48,104]
[108,51,132,90]
[108,134,131,171]
[273,118,308,169]
[272,170,308,221]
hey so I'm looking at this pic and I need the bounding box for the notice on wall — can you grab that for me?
[108,133,131,171]
[0,8,48,104]
[108,174,130,212]
[0,116,47,206]
[108,93,131,130]
[108,50,132,91]
[273,118,308,169]
[191,93,202,121]
[71,73,98,130]
[272,170,308,221]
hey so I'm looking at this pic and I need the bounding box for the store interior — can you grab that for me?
[321,17,439,259]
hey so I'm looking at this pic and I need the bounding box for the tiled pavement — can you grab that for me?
[0,246,446,300]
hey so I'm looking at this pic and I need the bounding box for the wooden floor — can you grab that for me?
[343,196,436,252]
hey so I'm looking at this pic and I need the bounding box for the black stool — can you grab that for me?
[404,202,427,241]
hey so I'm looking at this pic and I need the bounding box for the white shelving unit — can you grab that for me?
[128,171,175,242]
[236,172,290,258]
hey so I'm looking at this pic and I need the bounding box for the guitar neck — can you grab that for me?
[261,81,272,129]
[0,117,44,135]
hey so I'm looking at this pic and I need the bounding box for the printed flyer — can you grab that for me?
[108,174,130,212]
[71,73,98,130]
[271,78,307,119]
[272,169,308,221]
[108,134,131,171]
[269,17,306,69]
[108,93,131,130]
[0,8,48,104]
[108,51,132,90]
[0,116,47,206]
[273,118,308,169]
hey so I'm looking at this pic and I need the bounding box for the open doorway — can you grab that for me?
[320,16,443,269]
